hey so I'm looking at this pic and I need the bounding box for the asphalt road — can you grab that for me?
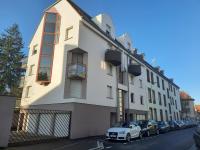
[6,127,197,150]
[103,127,196,150]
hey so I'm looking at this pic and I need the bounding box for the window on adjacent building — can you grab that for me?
[160,109,163,121]
[151,72,154,84]
[131,93,134,103]
[139,79,143,88]
[148,88,152,103]
[154,108,157,121]
[32,44,38,55]
[107,85,112,99]
[146,69,150,82]
[165,110,168,121]
[107,63,113,76]
[149,107,153,120]
[158,92,162,105]
[25,86,32,98]
[156,76,160,88]
[162,79,165,90]
[163,94,167,107]
[29,65,35,76]
[140,96,144,105]
[130,75,134,85]
[174,87,176,96]
[169,103,172,114]
[65,26,73,40]
[167,89,169,98]
[106,24,111,36]
[175,99,177,109]
[152,90,156,104]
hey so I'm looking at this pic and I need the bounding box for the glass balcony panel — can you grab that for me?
[68,64,86,79]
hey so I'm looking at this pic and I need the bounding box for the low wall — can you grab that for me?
[0,96,16,148]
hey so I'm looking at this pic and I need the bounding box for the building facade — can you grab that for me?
[180,91,196,120]
[21,0,181,139]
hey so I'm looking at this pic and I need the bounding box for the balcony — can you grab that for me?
[128,64,141,76]
[105,49,121,66]
[67,64,87,79]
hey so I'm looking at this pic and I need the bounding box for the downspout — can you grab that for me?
[126,54,130,122]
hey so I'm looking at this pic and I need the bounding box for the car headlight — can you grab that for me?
[119,131,126,134]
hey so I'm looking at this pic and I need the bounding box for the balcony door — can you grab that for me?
[72,53,83,64]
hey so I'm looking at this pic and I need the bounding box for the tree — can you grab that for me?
[0,24,24,96]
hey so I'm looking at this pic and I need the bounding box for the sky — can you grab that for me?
[0,0,200,103]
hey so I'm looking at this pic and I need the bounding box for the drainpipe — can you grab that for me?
[126,56,130,122]
[116,66,120,123]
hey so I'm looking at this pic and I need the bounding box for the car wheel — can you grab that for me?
[147,131,150,137]
[139,132,143,139]
[156,130,160,135]
[126,133,131,142]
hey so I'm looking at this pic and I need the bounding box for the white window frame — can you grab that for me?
[65,26,73,40]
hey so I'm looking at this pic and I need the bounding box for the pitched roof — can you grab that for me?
[48,0,180,88]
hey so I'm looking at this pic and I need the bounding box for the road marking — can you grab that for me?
[105,146,112,149]
[123,143,127,145]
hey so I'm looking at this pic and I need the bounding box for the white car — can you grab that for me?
[106,122,142,142]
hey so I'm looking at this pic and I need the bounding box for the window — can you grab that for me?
[131,93,134,103]
[174,87,176,96]
[154,108,157,121]
[169,103,172,114]
[152,90,156,104]
[146,69,150,82]
[37,12,61,83]
[175,100,177,109]
[65,26,73,40]
[106,24,111,36]
[165,110,168,121]
[162,79,165,90]
[130,75,134,85]
[25,86,32,98]
[163,94,167,107]
[167,89,169,98]
[160,109,163,121]
[32,44,38,55]
[29,65,35,76]
[107,63,112,76]
[158,92,162,105]
[156,76,160,88]
[148,88,152,103]
[140,96,144,105]
[72,52,83,64]
[107,86,112,99]
[151,72,154,84]
[139,79,143,88]
[149,107,153,120]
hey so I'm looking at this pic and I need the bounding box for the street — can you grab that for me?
[6,127,197,150]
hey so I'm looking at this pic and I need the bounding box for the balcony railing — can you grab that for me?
[67,64,87,79]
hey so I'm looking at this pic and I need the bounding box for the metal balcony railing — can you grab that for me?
[67,63,86,79]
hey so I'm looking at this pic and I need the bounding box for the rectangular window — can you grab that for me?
[151,72,154,84]
[163,94,167,107]
[107,63,113,76]
[169,103,172,114]
[107,85,112,99]
[139,79,143,88]
[174,87,176,96]
[32,44,38,55]
[165,110,168,121]
[106,24,111,36]
[156,76,160,88]
[131,93,134,103]
[29,65,35,76]
[149,107,153,120]
[162,79,165,90]
[65,26,73,40]
[25,86,32,98]
[167,89,169,98]
[140,96,144,105]
[175,99,177,109]
[146,69,150,82]
[130,75,134,85]
[152,90,156,104]
[148,88,152,103]
[160,109,163,121]
[158,92,162,105]
[154,108,157,121]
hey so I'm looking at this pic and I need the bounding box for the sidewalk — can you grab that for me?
[5,137,104,150]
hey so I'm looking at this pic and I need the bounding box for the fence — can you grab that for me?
[9,108,71,146]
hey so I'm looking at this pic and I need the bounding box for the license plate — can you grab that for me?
[110,135,116,138]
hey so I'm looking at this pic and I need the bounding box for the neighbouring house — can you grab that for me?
[20,0,181,139]
[195,105,200,121]
[180,91,196,120]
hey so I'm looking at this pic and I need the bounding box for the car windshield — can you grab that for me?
[113,122,130,128]
[137,120,148,128]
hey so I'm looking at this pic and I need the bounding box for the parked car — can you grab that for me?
[137,120,159,136]
[193,125,200,149]
[106,122,142,142]
[168,120,180,130]
[157,121,170,133]
[176,120,185,129]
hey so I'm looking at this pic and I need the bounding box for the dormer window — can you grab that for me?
[106,24,111,36]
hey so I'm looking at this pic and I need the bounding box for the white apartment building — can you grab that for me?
[21,0,181,139]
